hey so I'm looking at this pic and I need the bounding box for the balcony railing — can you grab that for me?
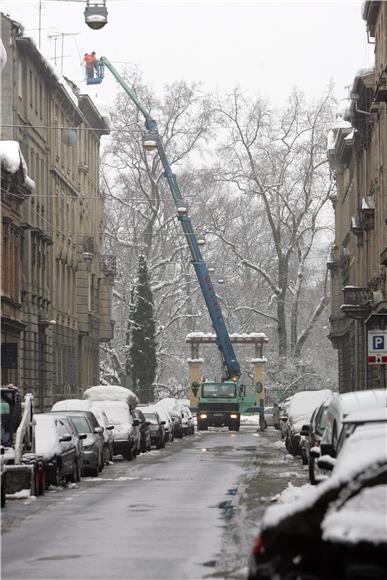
[341,286,372,320]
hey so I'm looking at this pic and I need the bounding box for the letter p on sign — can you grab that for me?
[373,336,385,350]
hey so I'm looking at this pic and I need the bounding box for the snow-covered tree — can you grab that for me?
[129,254,157,403]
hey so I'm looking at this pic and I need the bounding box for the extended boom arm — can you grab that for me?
[100,57,241,380]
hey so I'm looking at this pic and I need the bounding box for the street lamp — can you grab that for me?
[84,1,108,30]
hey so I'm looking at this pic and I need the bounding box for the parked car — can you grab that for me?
[248,418,387,580]
[139,407,166,449]
[133,409,151,453]
[47,413,86,481]
[91,400,136,461]
[34,414,79,486]
[89,405,114,464]
[168,408,184,439]
[320,388,387,458]
[300,401,331,484]
[180,406,195,435]
[284,389,332,458]
[154,405,174,442]
[50,410,104,476]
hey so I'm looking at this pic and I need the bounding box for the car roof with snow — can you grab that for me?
[287,389,333,422]
[342,407,387,424]
[83,385,139,407]
[337,388,387,415]
[261,421,387,531]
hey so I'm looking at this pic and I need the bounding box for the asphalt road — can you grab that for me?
[1,426,307,580]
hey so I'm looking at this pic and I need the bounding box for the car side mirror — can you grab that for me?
[133,419,140,427]
[160,420,166,425]
[59,434,72,442]
[310,446,321,459]
[79,433,87,440]
[94,426,104,434]
[144,421,151,427]
[317,455,336,471]
[300,424,310,436]
[106,425,114,430]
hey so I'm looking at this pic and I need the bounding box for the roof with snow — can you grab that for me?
[0,140,35,192]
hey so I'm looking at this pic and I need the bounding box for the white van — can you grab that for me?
[321,388,387,456]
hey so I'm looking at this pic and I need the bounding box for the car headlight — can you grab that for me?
[200,413,207,419]
[230,414,238,419]
[83,443,96,450]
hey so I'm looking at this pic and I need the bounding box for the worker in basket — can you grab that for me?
[83,51,98,79]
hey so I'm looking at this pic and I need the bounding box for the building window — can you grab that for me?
[29,70,33,107]
[18,61,23,98]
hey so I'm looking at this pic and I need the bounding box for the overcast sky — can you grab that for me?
[0,0,374,108]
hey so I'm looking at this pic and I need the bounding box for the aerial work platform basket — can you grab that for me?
[84,60,104,85]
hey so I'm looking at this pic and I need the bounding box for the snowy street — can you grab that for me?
[2,426,307,580]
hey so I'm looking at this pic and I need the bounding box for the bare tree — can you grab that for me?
[205,88,336,367]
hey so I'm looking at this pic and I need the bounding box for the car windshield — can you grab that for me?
[143,413,158,425]
[69,415,92,433]
[202,384,236,398]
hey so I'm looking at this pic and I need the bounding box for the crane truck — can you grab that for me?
[88,58,265,431]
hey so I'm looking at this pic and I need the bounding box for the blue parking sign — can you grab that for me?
[372,335,385,350]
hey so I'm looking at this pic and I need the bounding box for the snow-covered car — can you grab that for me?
[134,408,151,453]
[89,405,114,464]
[180,406,194,435]
[139,407,166,449]
[91,400,136,461]
[284,389,332,458]
[319,388,387,458]
[47,413,86,481]
[300,401,330,484]
[50,407,105,475]
[153,405,174,442]
[34,414,79,486]
[248,418,387,580]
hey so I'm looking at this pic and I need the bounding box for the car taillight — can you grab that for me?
[252,534,265,556]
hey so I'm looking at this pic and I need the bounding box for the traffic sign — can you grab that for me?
[368,330,387,364]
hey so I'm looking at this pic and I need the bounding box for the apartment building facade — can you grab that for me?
[1,13,114,409]
[327,0,387,392]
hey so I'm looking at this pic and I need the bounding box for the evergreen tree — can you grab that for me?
[129,254,157,403]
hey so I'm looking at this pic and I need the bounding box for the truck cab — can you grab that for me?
[197,381,241,431]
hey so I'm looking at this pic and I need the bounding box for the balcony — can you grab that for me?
[340,286,372,320]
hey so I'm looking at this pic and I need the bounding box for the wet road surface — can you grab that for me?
[2,426,307,580]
